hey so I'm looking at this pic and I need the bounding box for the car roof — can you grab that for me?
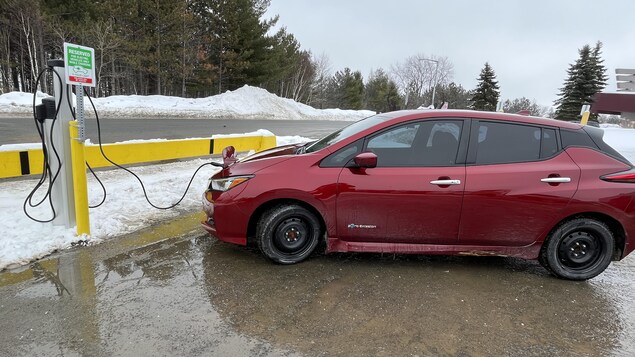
[375,110,583,130]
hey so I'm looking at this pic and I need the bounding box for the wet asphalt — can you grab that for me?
[1,211,634,356]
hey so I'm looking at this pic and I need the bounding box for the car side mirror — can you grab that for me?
[352,152,377,169]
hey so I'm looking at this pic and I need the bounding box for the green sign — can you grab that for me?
[63,42,96,87]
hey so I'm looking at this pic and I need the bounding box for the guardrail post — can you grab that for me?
[69,121,90,236]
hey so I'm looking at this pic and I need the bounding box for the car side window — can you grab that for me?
[475,122,542,164]
[320,139,363,168]
[540,128,558,158]
[366,120,462,167]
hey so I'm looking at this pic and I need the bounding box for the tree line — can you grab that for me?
[0,0,607,120]
[0,0,316,99]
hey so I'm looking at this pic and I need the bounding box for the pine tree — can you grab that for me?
[365,69,402,112]
[470,63,500,111]
[329,68,364,110]
[193,0,278,94]
[343,70,364,110]
[554,42,607,121]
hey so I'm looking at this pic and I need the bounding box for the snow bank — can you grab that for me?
[0,85,374,121]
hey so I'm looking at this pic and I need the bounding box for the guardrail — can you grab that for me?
[0,134,277,179]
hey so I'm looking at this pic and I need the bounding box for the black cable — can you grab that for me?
[83,87,213,210]
[23,67,65,223]
[86,162,106,208]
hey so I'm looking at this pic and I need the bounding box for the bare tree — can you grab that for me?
[391,53,453,108]
[502,97,550,117]
[89,19,120,97]
[307,52,332,108]
[0,19,12,93]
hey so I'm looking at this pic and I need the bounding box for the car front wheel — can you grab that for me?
[540,218,614,280]
[256,204,321,264]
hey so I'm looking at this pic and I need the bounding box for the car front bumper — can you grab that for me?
[201,191,248,246]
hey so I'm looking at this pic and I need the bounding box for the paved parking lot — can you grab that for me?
[1,212,634,356]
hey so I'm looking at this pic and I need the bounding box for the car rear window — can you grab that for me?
[560,128,599,150]
[583,126,632,165]
[561,127,631,165]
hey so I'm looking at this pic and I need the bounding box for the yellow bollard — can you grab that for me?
[69,121,91,237]
[580,111,591,126]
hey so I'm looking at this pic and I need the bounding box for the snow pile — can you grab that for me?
[0,90,49,110]
[0,85,374,121]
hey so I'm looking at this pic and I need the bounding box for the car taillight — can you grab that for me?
[601,169,635,183]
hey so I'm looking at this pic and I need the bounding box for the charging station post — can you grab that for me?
[46,59,77,228]
[64,42,96,237]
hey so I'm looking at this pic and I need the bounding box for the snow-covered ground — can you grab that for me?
[0,85,374,121]
[1,86,635,271]
[0,134,312,270]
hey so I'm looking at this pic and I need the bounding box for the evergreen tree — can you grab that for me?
[365,69,402,112]
[554,42,607,121]
[193,0,278,94]
[343,69,364,110]
[470,62,500,111]
[329,68,364,110]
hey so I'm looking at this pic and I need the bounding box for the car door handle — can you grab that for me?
[540,177,571,183]
[430,179,461,185]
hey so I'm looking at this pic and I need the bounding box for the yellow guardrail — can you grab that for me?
[0,134,277,179]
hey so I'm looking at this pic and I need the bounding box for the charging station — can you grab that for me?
[44,59,77,228]
[31,43,95,235]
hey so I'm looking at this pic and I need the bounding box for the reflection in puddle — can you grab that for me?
[0,214,298,357]
[202,245,624,356]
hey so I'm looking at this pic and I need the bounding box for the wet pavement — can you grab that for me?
[1,212,635,356]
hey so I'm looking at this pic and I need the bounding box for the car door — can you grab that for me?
[335,119,468,244]
[459,120,580,246]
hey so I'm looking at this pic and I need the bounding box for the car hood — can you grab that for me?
[238,144,302,163]
[217,144,306,177]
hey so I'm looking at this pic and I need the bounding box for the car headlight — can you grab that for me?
[210,175,253,192]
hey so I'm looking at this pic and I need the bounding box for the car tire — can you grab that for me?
[256,204,321,264]
[540,218,614,281]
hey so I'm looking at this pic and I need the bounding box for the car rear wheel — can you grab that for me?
[256,204,321,264]
[540,218,614,280]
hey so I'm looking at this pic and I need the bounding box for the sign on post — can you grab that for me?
[63,42,96,87]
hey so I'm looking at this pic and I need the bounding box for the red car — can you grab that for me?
[202,110,635,280]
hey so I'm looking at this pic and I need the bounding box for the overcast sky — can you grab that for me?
[265,0,635,107]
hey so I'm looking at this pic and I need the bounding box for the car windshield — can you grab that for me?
[305,114,390,153]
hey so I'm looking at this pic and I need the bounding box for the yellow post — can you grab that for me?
[580,111,591,126]
[69,121,91,236]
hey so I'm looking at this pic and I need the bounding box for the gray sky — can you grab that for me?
[265,0,635,107]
